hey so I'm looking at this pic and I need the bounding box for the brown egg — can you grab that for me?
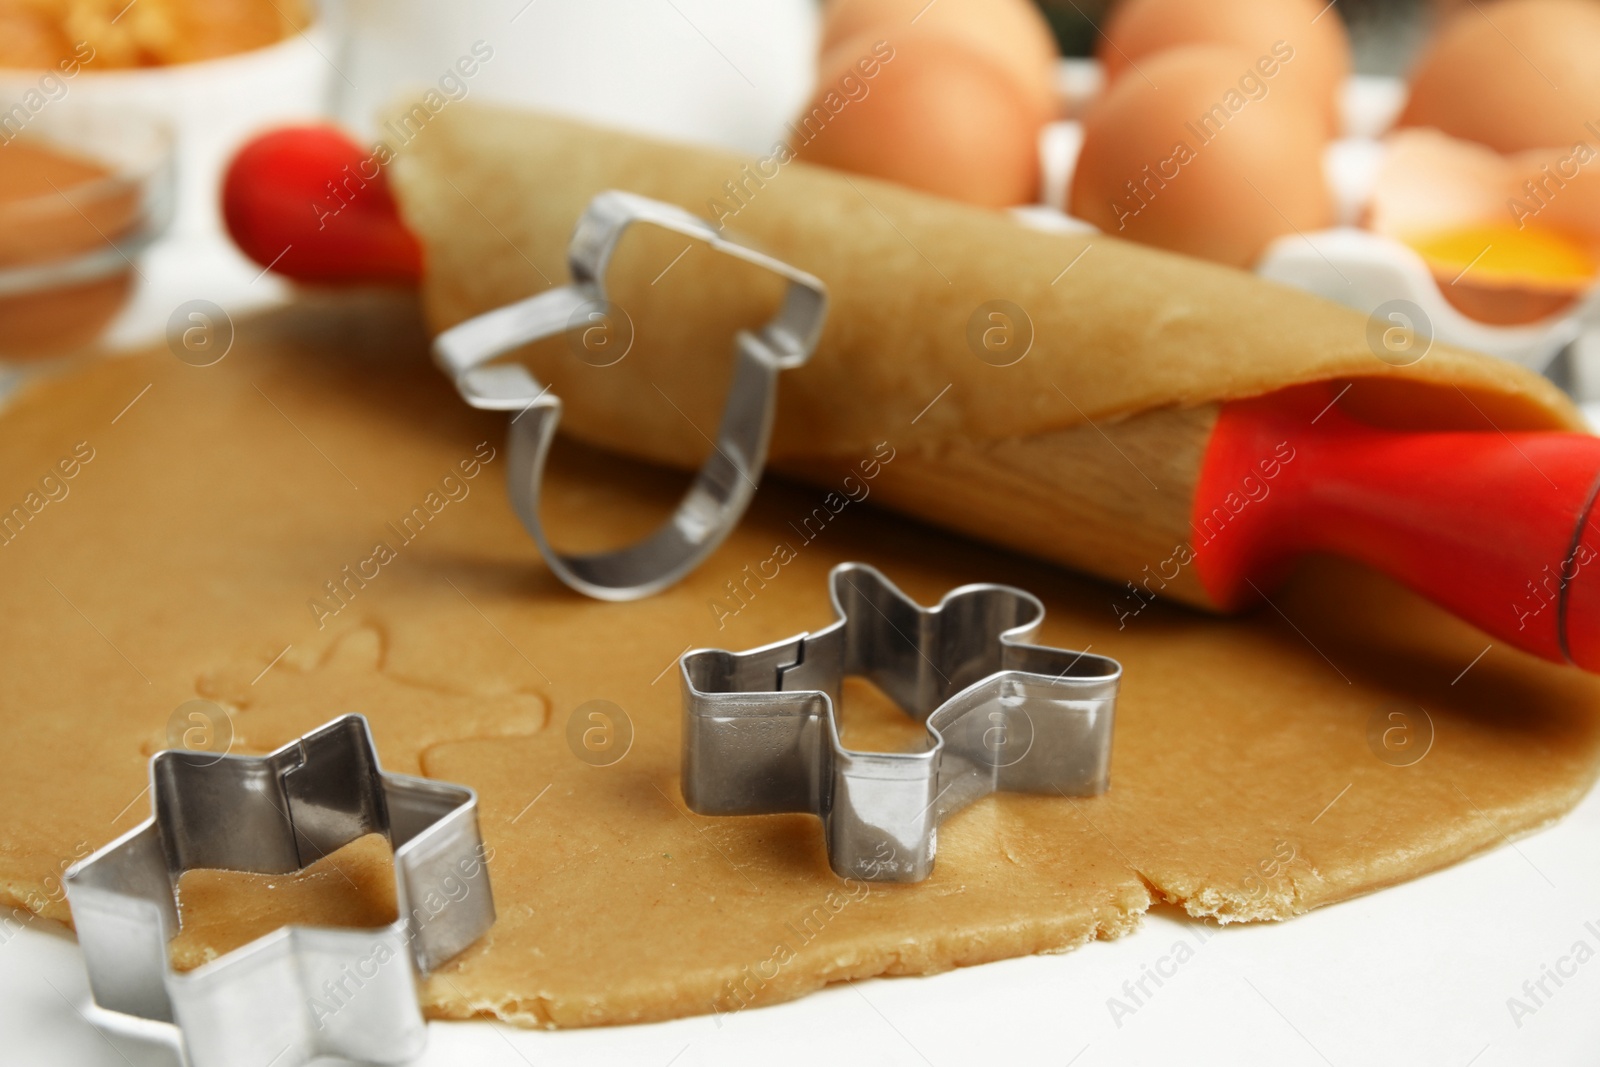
[793,30,1044,208]
[1098,0,1349,129]
[820,0,1060,116]
[1399,0,1600,154]
[1070,45,1334,267]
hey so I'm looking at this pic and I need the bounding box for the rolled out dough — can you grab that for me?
[0,298,1596,1028]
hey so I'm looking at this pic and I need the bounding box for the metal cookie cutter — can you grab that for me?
[64,715,494,1067]
[680,563,1122,882]
[433,189,828,601]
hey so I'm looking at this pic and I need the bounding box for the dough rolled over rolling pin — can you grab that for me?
[222,109,1600,669]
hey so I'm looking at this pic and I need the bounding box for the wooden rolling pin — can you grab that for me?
[220,123,1600,671]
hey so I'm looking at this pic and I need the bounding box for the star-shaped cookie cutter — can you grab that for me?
[64,714,495,1067]
[680,563,1122,882]
[433,189,828,601]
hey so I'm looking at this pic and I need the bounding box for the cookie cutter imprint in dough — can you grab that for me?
[432,189,829,601]
[64,714,494,1067]
[680,563,1122,882]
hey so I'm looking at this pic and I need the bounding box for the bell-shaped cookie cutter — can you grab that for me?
[680,563,1122,882]
[432,190,828,601]
[64,714,494,1067]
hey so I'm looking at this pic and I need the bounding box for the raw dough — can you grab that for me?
[393,105,1583,471]
[0,297,1596,1028]
[387,106,1587,615]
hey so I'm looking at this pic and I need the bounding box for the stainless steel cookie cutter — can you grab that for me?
[64,714,494,1067]
[680,563,1122,882]
[433,189,828,601]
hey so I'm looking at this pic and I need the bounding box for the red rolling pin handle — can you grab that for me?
[1195,387,1600,669]
[222,127,423,286]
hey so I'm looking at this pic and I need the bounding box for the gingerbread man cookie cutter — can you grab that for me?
[680,563,1121,882]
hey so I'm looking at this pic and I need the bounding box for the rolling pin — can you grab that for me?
[220,122,1600,671]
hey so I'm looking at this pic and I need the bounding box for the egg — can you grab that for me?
[1398,0,1600,155]
[1097,0,1349,130]
[819,0,1060,117]
[792,29,1044,208]
[1408,224,1595,322]
[1069,45,1334,267]
[1368,128,1600,323]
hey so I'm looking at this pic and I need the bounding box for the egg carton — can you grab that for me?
[1024,58,1600,380]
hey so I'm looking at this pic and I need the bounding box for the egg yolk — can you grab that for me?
[1403,224,1598,292]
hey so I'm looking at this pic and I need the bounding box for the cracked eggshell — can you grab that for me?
[1368,128,1600,325]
